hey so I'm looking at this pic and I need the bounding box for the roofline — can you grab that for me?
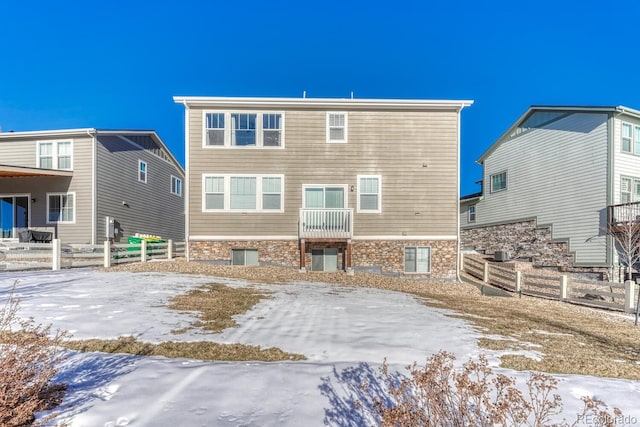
[0,129,184,174]
[173,96,473,111]
[476,105,640,164]
[0,164,74,178]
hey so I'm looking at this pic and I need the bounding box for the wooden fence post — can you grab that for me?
[168,239,173,259]
[560,275,568,300]
[104,240,111,268]
[483,262,489,283]
[460,253,465,272]
[51,239,61,271]
[141,240,147,263]
[515,271,522,293]
[624,281,638,313]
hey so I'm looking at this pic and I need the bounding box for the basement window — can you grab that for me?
[231,249,259,266]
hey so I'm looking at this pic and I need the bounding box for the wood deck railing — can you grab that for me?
[299,208,353,239]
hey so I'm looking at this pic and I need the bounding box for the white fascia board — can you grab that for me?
[0,128,97,139]
[173,96,473,111]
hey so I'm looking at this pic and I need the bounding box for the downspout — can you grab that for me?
[182,101,190,261]
[456,108,462,282]
[87,129,97,245]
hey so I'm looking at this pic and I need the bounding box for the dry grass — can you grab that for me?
[106,260,640,379]
[168,283,270,333]
[64,336,305,362]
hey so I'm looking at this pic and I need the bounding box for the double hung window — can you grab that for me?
[171,176,182,196]
[621,122,640,155]
[204,112,283,148]
[621,177,640,204]
[358,175,381,212]
[37,141,72,170]
[203,174,283,211]
[490,171,507,193]
[47,193,75,223]
[138,160,147,183]
[327,112,347,143]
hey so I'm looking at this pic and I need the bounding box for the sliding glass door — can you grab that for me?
[0,196,29,238]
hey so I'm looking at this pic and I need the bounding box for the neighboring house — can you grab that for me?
[0,129,184,244]
[460,105,640,279]
[174,96,472,278]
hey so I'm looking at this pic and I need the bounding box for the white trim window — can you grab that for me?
[468,205,476,222]
[326,112,348,143]
[37,140,72,170]
[231,249,259,266]
[171,176,182,196]
[357,175,381,212]
[621,122,640,155]
[404,246,431,273]
[47,192,75,223]
[203,112,284,148]
[205,113,225,146]
[490,171,507,193]
[203,174,283,212]
[138,160,147,183]
[620,176,640,204]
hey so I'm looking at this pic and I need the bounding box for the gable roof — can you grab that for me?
[477,105,640,164]
[0,128,184,175]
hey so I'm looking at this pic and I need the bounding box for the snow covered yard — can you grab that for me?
[1,268,639,426]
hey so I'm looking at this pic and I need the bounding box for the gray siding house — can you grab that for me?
[0,129,185,244]
[175,96,472,278]
[461,106,640,279]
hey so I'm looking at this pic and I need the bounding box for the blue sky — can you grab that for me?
[1,0,639,195]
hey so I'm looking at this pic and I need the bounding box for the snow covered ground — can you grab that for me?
[1,268,639,426]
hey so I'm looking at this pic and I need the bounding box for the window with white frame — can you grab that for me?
[231,249,259,266]
[37,141,72,170]
[205,113,225,146]
[358,175,381,212]
[231,113,257,146]
[203,174,283,211]
[404,246,431,273]
[204,112,283,148]
[138,160,147,183]
[620,176,640,204]
[622,123,632,153]
[263,114,282,147]
[490,171,507,193]
[171,176,182,196]
[621,122,640,155]
[468,204,476,222]
[47,192,75,223]
[326,112,347,143]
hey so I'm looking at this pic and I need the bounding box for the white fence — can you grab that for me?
[462,254,639,313]
[0,239,185,272]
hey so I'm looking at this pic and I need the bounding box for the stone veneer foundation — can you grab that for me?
[188,239,458,279]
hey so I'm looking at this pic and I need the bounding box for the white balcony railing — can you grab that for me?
[299,208,353,238]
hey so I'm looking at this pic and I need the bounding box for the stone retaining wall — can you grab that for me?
[461,220,609,279]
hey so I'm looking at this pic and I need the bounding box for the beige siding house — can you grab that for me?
[175,96,472,278]
[0,129,184,244]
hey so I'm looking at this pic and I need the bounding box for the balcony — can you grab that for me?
[299,208,353,239]
[607,202,640,231]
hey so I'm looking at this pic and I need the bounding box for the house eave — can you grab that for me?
[173,96,473,111]
[0,164,74,178]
